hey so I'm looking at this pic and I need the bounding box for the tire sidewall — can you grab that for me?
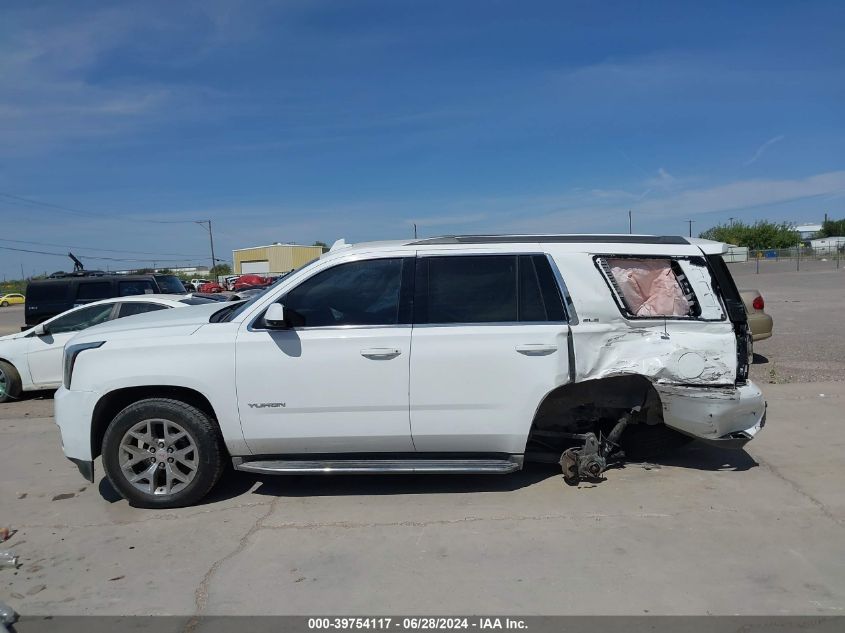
[0,361,21,403]
[102,399,223,508]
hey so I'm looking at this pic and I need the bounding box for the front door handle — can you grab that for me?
[515,344,558,355]
[360,348,402,359]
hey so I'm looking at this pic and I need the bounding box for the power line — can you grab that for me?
[0,237,206,259]
[0,191,199,224]
[0,244,204,264]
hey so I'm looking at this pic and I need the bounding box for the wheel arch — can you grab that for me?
[91,385,221,459]
[525,373,665,457]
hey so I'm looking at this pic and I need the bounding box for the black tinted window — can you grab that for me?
[47,303,114,334]
[519,255,566,321]
[118,302,169,317]
[422,256,517,323]
[282,259,404,327]
[119,280,155,296]
[76,281,112,301]
[417,255,565,324]
[154,275,186,294]
[25,283,69,302]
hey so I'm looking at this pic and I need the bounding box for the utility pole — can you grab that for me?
[686,219,695,237]
[728,217,735,226]
[196,220,217,275]
[628,210,632,234]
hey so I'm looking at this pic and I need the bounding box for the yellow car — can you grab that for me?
[0,293,24,307]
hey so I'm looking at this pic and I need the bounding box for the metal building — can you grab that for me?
[232,243,323,275]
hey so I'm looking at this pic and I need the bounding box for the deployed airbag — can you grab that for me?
[607,258,691,317]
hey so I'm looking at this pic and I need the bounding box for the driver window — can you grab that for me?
[282,259,404,327]
[47,304,115,334]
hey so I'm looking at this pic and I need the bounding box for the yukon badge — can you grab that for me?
[247,402,286,409]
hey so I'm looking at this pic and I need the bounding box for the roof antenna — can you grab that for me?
[413,223,418,239]
[662,316,670,340]
[68,252,84,273]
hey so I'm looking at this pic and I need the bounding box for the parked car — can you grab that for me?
[197,281,225,293]
[0,294,216,403]
[0,293,25,307]
[189,292,230,302]
[24,273,187,328]
[56,234,764,508]
[229,287,267,301]
[740,289,773,342]
[232,274,273,291]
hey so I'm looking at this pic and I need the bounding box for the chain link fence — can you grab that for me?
[727,245,844,274]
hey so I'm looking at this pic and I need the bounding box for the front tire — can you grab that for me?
[102,398,225,508]
[0,360,22,403]
[0,301,8,307]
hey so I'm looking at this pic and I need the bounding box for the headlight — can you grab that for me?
[63,341,105,389]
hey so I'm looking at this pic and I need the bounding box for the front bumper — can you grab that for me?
[55,386,99,481]
[656,381,766,446]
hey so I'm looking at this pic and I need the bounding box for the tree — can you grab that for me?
[819,218,845,237]
[210,263,232,277]
[699,221,799,250]
[313,240,329,253]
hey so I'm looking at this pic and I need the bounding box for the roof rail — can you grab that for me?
[410,234,689,246]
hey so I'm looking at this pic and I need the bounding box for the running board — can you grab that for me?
[232,457,523,475]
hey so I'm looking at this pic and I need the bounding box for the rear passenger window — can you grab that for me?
[119,280,155,296]
[118,302,169,318]
[416,255,565,324]
[76,282,112,301]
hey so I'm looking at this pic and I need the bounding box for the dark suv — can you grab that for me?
[24,273,186,328]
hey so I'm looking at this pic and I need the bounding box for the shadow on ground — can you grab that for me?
[98,441,758,506]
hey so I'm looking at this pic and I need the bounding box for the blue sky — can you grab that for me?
[1,0,844,277]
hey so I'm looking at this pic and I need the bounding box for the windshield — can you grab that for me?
[223,258,321,322]
[154,275,187,294]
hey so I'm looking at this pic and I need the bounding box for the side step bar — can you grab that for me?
[232,457,523,475]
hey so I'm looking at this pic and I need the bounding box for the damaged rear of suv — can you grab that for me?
[56,234,765,507]
[525,236,763,482]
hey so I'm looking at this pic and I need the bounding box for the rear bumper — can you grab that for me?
[747,313,773,341]
[656,381,766,444]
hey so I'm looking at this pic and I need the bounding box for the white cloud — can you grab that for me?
[745,135,785,165]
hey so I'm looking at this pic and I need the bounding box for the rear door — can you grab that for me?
[409,253,571,454]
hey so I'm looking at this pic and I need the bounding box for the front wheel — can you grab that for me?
[102,398,225,508]
[0,360,22,403]
[0,301,8,307]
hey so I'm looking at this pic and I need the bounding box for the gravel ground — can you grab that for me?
[730,262,845,384]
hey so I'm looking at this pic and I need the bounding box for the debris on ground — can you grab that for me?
[0,600,18,633]
[0,551,18,569]
[25,584,46,596]
[0,527,11,542]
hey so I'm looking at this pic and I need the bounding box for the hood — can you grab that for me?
[70,302,225,344]
[0,329,28,342]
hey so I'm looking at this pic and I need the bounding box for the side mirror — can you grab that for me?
[264,303,288,329]
[31,323,47,336]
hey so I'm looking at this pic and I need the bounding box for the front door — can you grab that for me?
[236,256,415,454]
[26,302,116,386]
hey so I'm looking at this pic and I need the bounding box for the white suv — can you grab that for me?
[55,235,765,507]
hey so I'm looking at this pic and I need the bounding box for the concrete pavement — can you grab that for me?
[1,382,843,616]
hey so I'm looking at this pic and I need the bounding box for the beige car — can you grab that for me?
[740,289,773,341]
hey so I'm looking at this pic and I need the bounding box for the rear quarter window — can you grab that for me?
[596,256,703,320]
[25,283,69,302]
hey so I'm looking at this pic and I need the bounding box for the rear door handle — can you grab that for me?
[360,348,402,359]
[515,344,558,355]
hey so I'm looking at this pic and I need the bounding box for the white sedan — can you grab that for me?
[0,294,211,403]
